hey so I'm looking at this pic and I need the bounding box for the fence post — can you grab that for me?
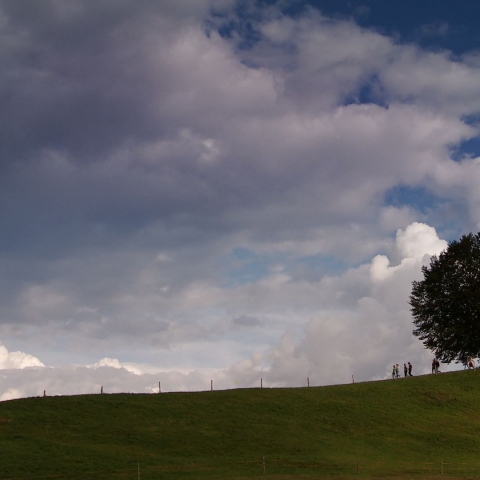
[261,378,263,388]
[211,380,213,391]
[307,377,310,387]
[158,382,161,394]
[101,386,103,394]
[43,390,46,397]
[263,456,266,475]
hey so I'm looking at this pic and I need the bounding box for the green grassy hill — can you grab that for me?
[1,370,479,479]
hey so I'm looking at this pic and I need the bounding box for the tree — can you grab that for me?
[410,232,480,364]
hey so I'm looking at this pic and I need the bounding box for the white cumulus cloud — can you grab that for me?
[0,344,44,370]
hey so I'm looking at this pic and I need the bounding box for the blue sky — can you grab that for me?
[295,0,480,53]
[0,0,479,399]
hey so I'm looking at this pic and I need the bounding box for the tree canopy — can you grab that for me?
[410,232,480,364]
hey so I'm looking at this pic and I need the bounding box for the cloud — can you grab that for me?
[233,315,261,327]
[91,357,146,375]
[418,21,450,38]
[0,343,44,369]
[396,222,448,259]
[370,222,448,282]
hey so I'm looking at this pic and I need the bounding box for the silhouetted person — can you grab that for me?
[408,362,413,376]
[404,363,408,377]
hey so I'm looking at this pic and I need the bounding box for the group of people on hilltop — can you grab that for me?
[391,357,477,379]
[433,356,477,374]
[392,362,412,378]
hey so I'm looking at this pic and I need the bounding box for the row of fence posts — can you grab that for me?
[29,453,449,477]
[205,377,314,392]
[354,458,444,476]
[131,457,448,477]
[42,376,366,396]
[112,457,450,477]
[260,458,445,476]
[41,369,480,397]
[184,377,314,393]
[258,457,447,476]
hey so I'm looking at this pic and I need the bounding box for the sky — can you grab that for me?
[1,0,480,400]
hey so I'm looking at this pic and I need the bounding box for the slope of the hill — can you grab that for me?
[0,370,479,479]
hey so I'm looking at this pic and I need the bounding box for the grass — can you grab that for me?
[0,370,480,479]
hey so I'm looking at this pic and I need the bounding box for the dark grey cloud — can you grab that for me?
[0,0,231,170]
[0,0,275,260]
[2,0,476,270]
[233,314,261,327]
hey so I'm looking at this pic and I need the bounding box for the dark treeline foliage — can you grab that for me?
[410,232,480,364]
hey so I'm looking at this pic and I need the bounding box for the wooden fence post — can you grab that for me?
[261,378,263,388]
[307,377,310,387]
[43,390,46,397]
[211,380,213,391]
[101,386,103,394]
